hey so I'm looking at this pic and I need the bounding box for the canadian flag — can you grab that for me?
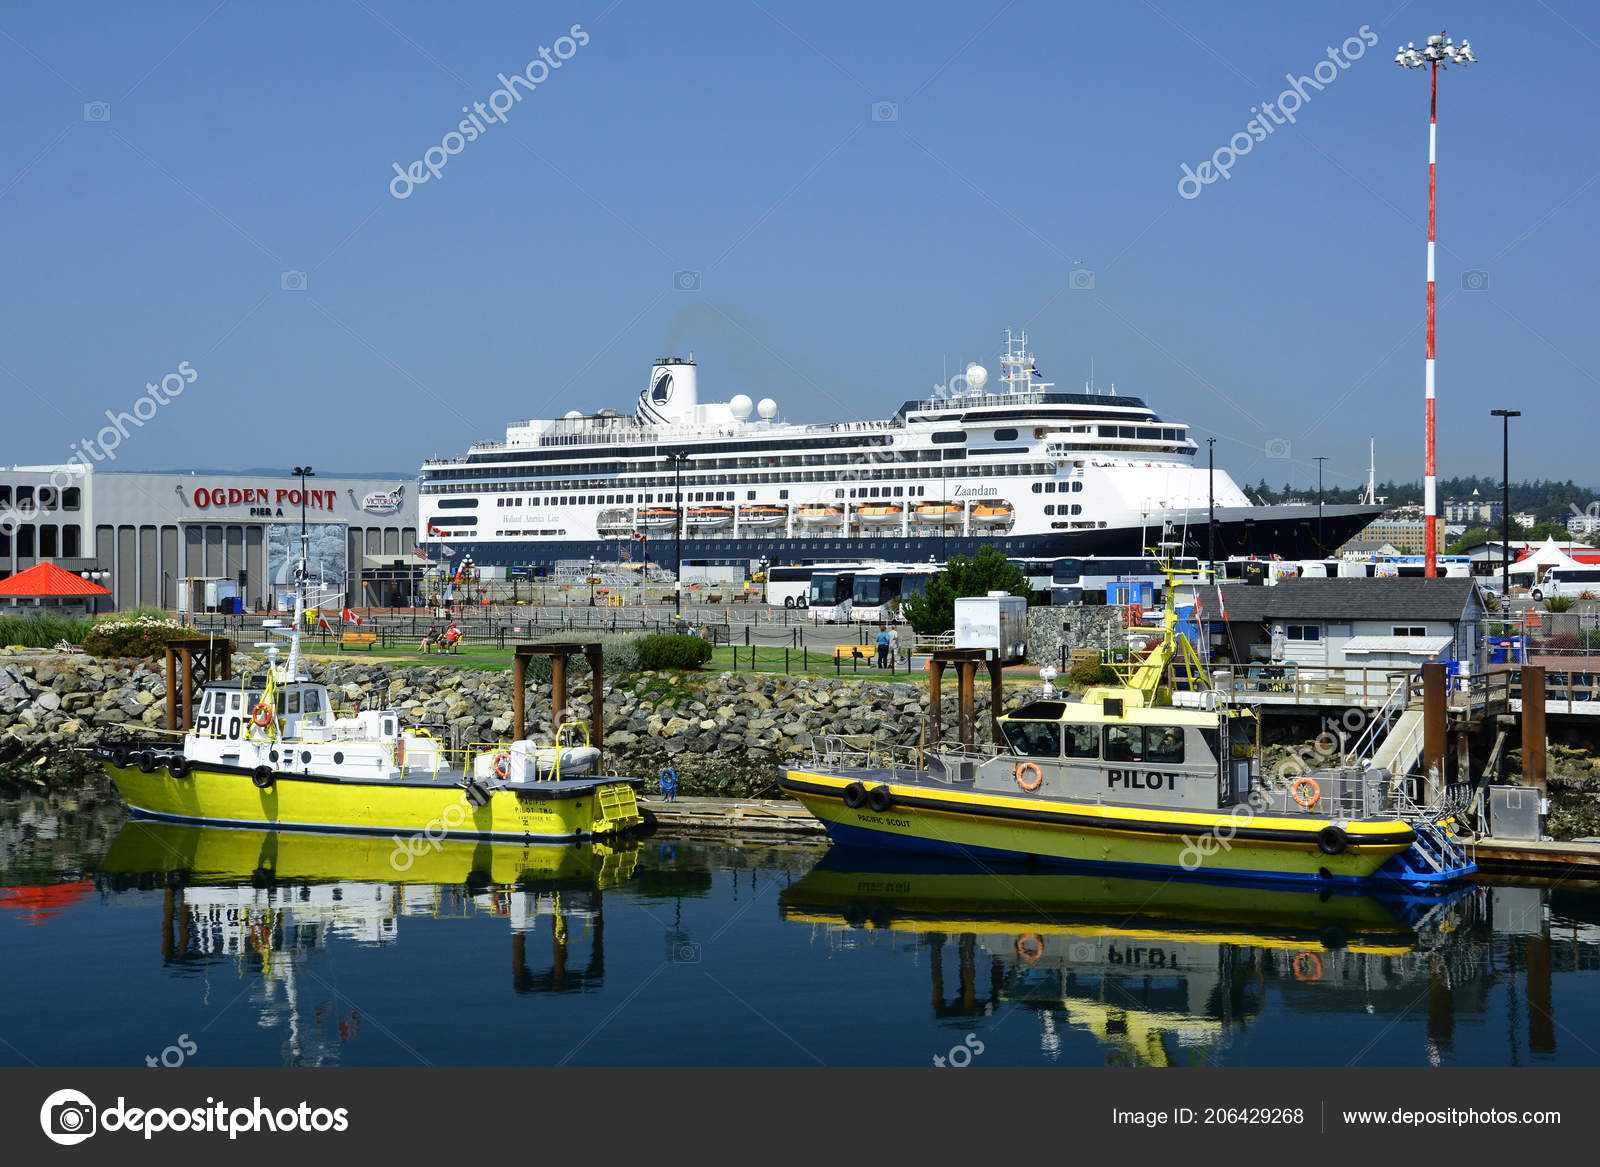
[317,616,333,632]
[427,523,448,538]
[341,607,364,625]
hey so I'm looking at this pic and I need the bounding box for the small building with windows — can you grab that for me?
[1196,577,1487,670]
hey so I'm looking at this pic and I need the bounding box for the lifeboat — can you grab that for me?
[638,507,679,528]
[854,504,905,526]
[687,506,734,529]
[796,504,845,526]
[970,502,1015,526]
[596,508,633,534]
[739,504,787,528]
[914,502,963,525]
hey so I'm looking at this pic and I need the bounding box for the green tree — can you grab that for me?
[902,546,1029,634]
[1446,527,1492,554]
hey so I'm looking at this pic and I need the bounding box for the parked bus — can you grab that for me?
[765,562,877,609]
[1531,566,1600,601]
[850,564,941,623]
[1050,556,1201,605]
[807,569,860,622]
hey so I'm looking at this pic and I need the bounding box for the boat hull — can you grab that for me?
[107,760,643,843]
[780,769,1415,887]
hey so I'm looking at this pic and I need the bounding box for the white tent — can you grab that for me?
[1507,536,1585,577]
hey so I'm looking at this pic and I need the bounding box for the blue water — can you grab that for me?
[3,787,1599,1067]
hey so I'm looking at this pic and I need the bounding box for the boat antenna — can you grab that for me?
[285,464,315,683]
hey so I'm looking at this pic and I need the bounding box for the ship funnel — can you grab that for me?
[639,356,699,425]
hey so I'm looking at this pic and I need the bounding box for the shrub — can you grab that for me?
[0,614,95,648]
[1067,656,1118,687]
[81,614,193,658]
[635,634,713,671]
[1545,595,1576,613]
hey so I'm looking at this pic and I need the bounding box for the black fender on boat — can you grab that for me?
[1317,826,1350,856]
[167,757,191,778]
[866,785,894,814]
[842,782,868,809]
[251,765,275,790]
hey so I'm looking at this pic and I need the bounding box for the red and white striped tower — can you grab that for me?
[1397,33,1476,578]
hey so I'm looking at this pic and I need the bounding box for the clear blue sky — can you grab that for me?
[1,0,1594,498]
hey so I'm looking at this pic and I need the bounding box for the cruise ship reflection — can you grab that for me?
[95,820,640,1064]
[780,851,1498,1066]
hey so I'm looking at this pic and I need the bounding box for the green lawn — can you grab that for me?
[706,644,911,678]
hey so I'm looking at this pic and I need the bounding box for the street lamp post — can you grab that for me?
[1396,31,1478,578]
[668,453,688,615]
[1313,455,1328,552]
[1491,409,1520,601]
[588,555,596,606]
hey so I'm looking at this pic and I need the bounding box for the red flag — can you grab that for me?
[317,616,333,632]
[341,607,364,625]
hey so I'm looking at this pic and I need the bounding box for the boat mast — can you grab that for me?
[285,464,315,683]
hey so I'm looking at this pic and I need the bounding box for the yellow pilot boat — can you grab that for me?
[781,559,1474,889]
[95,518,644,843]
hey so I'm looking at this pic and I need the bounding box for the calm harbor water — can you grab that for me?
[3,781,1600,1068]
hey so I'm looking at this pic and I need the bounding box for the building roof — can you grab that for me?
[1199,577,1480,624]
[0,561,112,597]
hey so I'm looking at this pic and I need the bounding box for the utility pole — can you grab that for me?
[1491,409,1520,601]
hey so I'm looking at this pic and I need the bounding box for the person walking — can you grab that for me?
[875,626,892,669]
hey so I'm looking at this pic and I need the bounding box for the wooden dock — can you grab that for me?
[642,795,827,838]
[1470,836,1600,878]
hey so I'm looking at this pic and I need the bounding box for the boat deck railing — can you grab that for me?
[808,734,924,775]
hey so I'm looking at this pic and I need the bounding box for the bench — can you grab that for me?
[339,629,378,651]
[832,644,873,660]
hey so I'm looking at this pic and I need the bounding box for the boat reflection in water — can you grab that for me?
[96,821,639,1064]
[780,851,1490,1066]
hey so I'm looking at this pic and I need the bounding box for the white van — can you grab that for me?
[1531,567,1600,601]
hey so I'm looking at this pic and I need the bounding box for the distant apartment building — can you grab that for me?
[1341,513,1446,556]
[1443,490,1502,526]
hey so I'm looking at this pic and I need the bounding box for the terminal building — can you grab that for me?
[0,464,419,612]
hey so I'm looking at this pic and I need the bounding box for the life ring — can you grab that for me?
[1016,934,1045,963]
[251,765,275,790]
[866,785,893,813]
[1289,776,1321,808]
[1316,825,1350,856]
[492,752,512,781]
[1014,761,1044,792]
[251,702,274,728]
[1291,951,1324,982]
[842,781,868,809]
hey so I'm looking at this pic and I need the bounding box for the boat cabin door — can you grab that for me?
[1222,714,1254,805]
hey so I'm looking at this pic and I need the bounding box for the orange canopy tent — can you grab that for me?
[0,561,112,611]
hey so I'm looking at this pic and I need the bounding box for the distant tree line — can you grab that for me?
[1249,475,1598,526]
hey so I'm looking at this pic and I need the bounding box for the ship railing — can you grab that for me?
[809,734,923,775]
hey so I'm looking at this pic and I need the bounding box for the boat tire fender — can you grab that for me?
[842,781,868,809]
[1014,761,1045,792]
[867,785,893,813]
[168,757,191,778]
[138,750,158,773]
[1316,825,1349,856]
[251,765,275,790]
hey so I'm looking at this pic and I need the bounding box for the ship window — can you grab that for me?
[1071,504,1082,515]
[894,487,903,497]
[932,431,966,444]
[780,490,789,499]
[1032,483,1041,493]
[1045,505,1054,516]
[1064,724,1098,758]
[1146,727,1184,764]
[1003,720,1060,758]
[994,428,1018,441]
[1072,480,1083,492]
[1104,725,1143,762]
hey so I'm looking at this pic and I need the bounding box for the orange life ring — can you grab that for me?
[492,752,512,781]
[1014,761,1044,792]
[251,702,274,728]
[1289,777,1322,808]
[1291,951,1324,982]
[1016,934,1045,963]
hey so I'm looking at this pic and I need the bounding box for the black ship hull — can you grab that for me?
[441,504,1383,571]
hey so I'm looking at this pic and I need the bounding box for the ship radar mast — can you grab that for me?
[998,329,1053,397]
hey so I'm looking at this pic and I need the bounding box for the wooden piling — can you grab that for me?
[511,652,528,740]
[1422,661,1447,803]
[1522,664,1547,794]
[927,659,945,747]
[957,661,975,749]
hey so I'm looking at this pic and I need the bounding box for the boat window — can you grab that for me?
[303,689,323,712]
[1063,723,1098,758]
[1146,727,1184,764]
[1104,725,1143,762]
[230,693,241,711]
[285,690,301,714]
[1004,721,1060,758]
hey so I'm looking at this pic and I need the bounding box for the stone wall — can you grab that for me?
[1025,605,1127,667]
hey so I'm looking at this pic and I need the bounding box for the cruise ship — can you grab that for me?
[418,332,1380,570]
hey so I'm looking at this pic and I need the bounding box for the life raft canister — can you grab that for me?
[1014,761,1044,792]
